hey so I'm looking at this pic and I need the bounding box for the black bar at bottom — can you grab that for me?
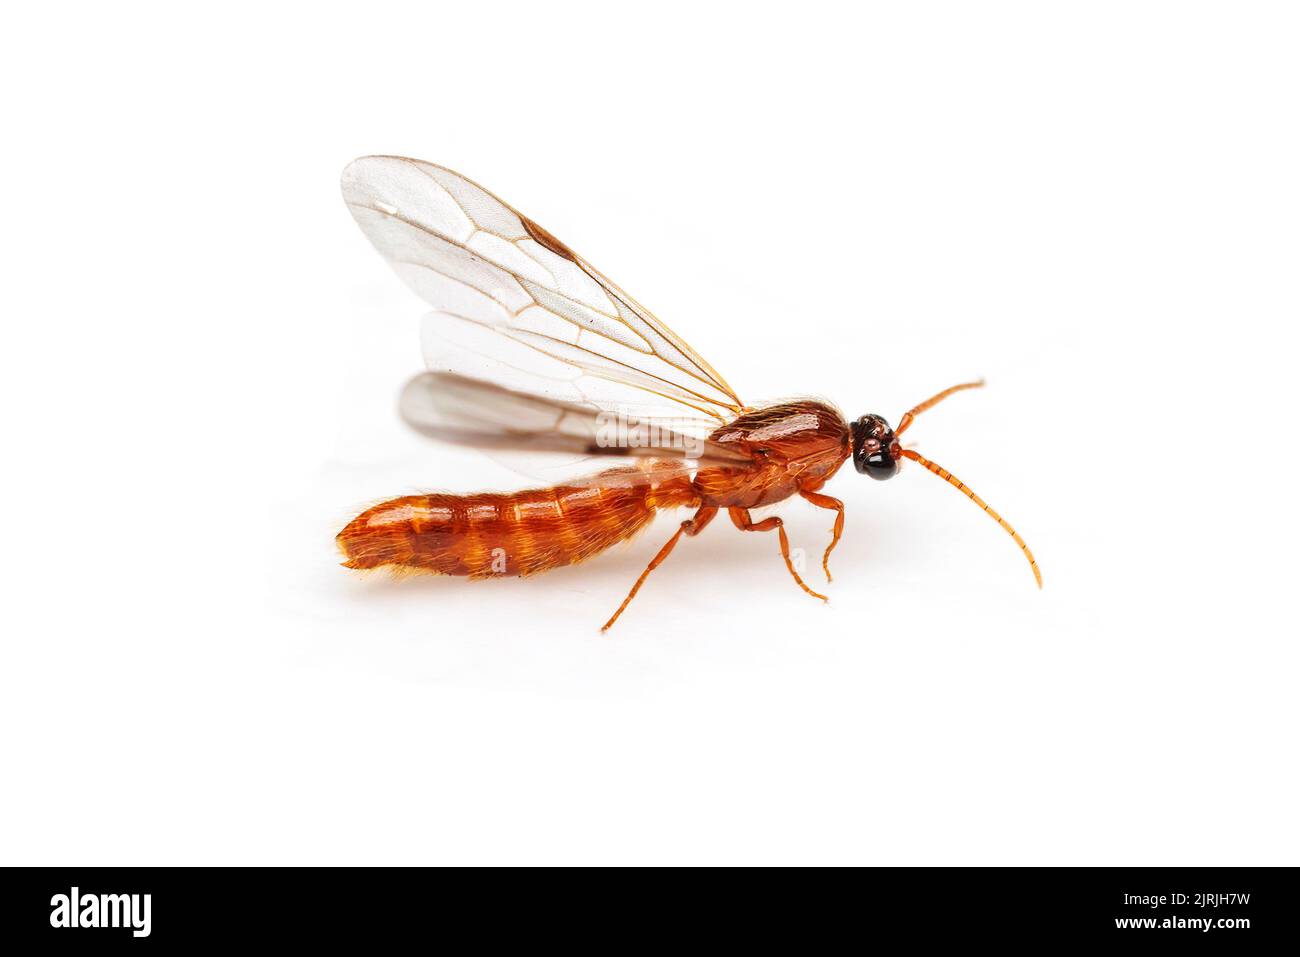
[1,866,1293,946]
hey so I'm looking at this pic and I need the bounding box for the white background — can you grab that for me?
[3,2,1297,865]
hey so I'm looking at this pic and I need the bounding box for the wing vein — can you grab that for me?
[341,155,748,426]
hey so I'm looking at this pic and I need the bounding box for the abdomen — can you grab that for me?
[337,470,692,578]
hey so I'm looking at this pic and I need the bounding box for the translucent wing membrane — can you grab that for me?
[400,372,753,470]
[342,156,745,422]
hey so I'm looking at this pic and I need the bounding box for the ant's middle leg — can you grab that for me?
[727,507,828,602]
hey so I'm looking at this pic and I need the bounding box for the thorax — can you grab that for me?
[693,400,851,508]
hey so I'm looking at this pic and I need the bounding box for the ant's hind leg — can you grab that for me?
[727,507,828,602]
[601,507,718,632]
[798,488,845,583]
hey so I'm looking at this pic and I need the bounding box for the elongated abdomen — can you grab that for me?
[337,472,693,578]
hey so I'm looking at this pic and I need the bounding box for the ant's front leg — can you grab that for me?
[798,485,845,582]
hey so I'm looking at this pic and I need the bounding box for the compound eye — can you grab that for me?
[863,448,898,480]
[851,414,899,478]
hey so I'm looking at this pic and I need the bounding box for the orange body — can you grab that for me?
[337,400,851,577]
[336,157,1041,629]
[338,468,697,577]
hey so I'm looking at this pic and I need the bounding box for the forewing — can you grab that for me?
[341,155,744,421]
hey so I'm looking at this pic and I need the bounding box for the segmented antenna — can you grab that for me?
[901,448,1042,588]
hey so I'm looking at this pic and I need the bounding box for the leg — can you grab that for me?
[798,488,845,582]
[727,507,828,602]
[602,507,718,632]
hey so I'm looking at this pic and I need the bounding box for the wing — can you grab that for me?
[341,155,745,422]
[399,372,753,469]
